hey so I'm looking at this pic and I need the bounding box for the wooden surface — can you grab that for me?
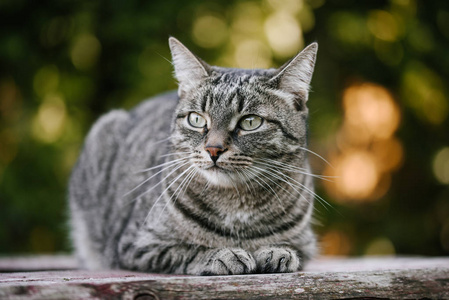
[0,256,448,299]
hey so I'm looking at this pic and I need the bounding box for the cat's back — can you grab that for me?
[129,91,178,128]
[70,91,178,209]
[69,91,178,268]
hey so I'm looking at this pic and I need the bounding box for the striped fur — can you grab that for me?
[69,38,318,275]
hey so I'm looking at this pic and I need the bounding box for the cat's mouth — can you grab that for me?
[203,163,239,174]
[192,155,256,187]
[205,165,225,171]
[197,164,244,187]
[204,164,234,176]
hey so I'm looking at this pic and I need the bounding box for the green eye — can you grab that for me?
[239,115,263,131]
[188,112,207,128]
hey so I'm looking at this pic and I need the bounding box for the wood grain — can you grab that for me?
[1,256,448,299]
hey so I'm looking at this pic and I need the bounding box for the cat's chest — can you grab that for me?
[222,211,254,227]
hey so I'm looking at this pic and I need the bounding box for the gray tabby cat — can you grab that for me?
[69,37,318,275]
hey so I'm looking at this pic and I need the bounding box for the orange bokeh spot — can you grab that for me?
[320,229,353,256]
[325,82,402,203]
[343,83,400,141]
[333,151,379,200]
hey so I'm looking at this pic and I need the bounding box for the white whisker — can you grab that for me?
[124,159,190,198]
[157,166,198,222]
[264,158,308,171]
[236,169,255,197]
[200,177,211,197]
[159,151,192,158]
[252,165,316,208]
[246,167,287,213]
[244,168,274,198]
[179,168,198,200]
[131,160,192,201]
[151,136,172,145]
[298,146,334,169]
[146,164,195,225]
[229,173,241,199]
[258,159,335,182]
[136,155,192,173]
[253,165,332,211]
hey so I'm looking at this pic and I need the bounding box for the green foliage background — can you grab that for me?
[1,0,448,256]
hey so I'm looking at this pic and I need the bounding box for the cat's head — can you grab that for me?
[168,37,317,188]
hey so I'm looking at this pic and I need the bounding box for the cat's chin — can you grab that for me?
[198,167,248,188]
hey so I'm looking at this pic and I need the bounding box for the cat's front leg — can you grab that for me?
[119,243,256,275]
[254,246,302,273]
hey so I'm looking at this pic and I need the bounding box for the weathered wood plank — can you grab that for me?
[0,255,77,272]
[0,256,448,299]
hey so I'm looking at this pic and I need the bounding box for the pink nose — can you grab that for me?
[205,146,226,164]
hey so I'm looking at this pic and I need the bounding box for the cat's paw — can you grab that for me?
[200,248,256,276]
[254,246,301,273]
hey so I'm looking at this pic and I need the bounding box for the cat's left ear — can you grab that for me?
[270,42,318,110]
[169,37,211,97]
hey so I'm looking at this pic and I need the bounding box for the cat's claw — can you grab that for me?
[254,247,301,273]
[200,248,256,276]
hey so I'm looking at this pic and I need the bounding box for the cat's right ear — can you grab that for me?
[169,37,210,97]
[269,42,318,111]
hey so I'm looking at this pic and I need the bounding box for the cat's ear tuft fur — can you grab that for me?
[169,37,210,97]
[270,42,318,110]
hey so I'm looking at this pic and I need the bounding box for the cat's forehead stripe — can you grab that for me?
[203,76,265,115]
[235,87,245,113]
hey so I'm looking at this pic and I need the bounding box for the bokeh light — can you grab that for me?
[264,11,303,58]
[70,34,101,70]
[367,10,402,42]
[364,237,396,256]
[234,39,272,69]
[433,147,449,185]
[324,83,402,202]
[402,61,448,125]
[33,65,60,98]
[343,83,400,141]
[332,151,380,200]
[320,229,353,256]
[32,94,67,143]
[329,12,369,48]
[192,14,228,48]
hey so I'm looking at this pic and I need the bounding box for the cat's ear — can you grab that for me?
[270,42,318,110]
[169,37,210,97]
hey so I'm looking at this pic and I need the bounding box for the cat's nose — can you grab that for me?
[205,145,227,164]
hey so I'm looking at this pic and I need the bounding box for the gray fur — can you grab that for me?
[69,38,318,275]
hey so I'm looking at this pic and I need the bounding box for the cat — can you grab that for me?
[68,37,318,275]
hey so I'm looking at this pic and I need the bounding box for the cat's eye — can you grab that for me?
[239,115,263,131]
[188,112,207,128]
